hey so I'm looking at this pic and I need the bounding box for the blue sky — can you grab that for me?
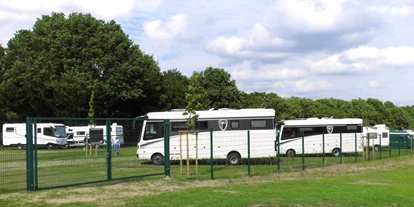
[1,0,414,106]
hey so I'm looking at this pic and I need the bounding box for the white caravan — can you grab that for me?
[2,123,68,149]
[362,124,389,151]
[66,123,124,145]
[276,118,364,157]
[136,108,276,165]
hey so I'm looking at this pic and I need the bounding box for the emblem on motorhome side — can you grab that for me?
[327,125,334,134]
[218,119,228,131]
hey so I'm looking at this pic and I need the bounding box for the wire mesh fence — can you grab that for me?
[2,117,414,192]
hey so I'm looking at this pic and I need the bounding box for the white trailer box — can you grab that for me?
[66,123,124,146]
[2,123,68,149]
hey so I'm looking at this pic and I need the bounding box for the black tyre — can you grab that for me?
[286,149,296,157]
[227,152,241,165]
[17,144,24,150]
[332,148,341,157]
[47,144,54,150]
[151,153,164,165]
[374,145,380,152]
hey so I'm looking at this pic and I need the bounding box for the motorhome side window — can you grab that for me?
[6,127,14,132]
[77,131,86,136]
[43,127,54,136]
[382,132,388,138]
[251,120,266,128]
[231,121,239,129]
[144,122,164,140]
[171,122,187,132]
[195,121,208,130]
[37,128,41,133]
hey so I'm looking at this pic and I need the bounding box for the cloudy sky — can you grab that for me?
[1,0,414,106]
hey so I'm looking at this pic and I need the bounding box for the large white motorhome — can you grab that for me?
[276,118,364,157]
[66,123,124,146]
[2,123,68,149]
[136,108,276,165]
[362,124,389,151]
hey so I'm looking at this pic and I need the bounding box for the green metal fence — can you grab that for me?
[1,117,414,192]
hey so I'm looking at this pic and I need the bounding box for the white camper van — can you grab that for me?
[362,124,389,151]
[66,123,124,146]
[136,108,276,165]
[2,123,68,149]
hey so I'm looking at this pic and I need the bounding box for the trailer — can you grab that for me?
[389,130,414,148]
[66,123,124,146]
[2,123,68,149]
[362,124,390,151]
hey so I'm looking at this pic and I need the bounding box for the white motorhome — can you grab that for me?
[136,108,276,165]
[362,124,389,151]
[66,123,124,146]
[276,118,364,157]
[2,123,68,149]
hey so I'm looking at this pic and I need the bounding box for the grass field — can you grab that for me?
[1,146,414,206]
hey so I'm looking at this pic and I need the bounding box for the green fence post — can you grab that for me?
[210,129,214,180]
[164,119,170,178]
[323,132,325,167]
[276,128,280,174]
[368,135,370,161]
[340,133,343,164]
[379,134,382,159]
[106,119,112,181]
[398,137,401,156]
[389,136,392,158]
[33,118,38,190]
[248,131,251,177]
[302,132,305,171]
[26,117,34,191]
[355,133,358,162]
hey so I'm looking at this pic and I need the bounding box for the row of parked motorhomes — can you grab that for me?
[1,123,124,150]
[1,109,413,166]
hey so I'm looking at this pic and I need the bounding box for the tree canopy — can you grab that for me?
[0,12,412,131]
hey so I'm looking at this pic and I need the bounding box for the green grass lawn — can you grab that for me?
[1,146,414,206]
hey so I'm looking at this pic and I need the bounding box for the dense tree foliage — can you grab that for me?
[160,69,189,110]
[0,12,412,131]
[186,67,242,110]
[0,12,162,119]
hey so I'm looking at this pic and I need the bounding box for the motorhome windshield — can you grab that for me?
[54,126,67,138]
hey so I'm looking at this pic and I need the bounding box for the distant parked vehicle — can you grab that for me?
[2,123,68,149]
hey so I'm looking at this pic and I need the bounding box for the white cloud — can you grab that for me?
[143,13,196,41]
[308,46,414,74]
[289,79,333,93]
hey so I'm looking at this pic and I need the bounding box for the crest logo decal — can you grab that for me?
[218,119,228,131]
[327,125,334,134]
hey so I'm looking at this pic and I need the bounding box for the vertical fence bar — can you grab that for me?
[389,136,392,158]
[379,134,382,159]
[164,119,170,177]
[33,119,38,190]
[106,119,112,181]
[355,133,358,162]
[248,131,251,177]
[26,117,34,191]
[302,132,305,171]
[210,129,214,180]
[398,138,401,156]
[322,132,325,167]
[277,128,280,173]
[340,133,343,164]
[368,136,370,161]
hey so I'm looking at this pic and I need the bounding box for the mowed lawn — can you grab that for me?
[0,154,414,207]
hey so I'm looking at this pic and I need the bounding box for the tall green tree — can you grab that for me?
[0,12,162,118]
[160,69,189,110]
[186,67,242,110]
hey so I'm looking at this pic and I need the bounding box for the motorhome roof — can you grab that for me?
[145,108,275,120]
